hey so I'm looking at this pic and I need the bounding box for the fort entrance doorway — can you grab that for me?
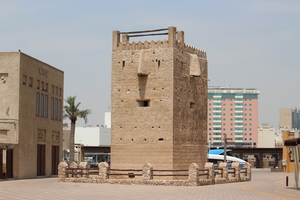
[0,148,13,179]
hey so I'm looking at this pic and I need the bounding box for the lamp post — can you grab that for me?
[223,133,231,163]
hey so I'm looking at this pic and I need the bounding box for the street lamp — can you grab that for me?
[223,133,231,163]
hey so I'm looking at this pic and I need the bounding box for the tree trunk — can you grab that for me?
[69,120,76,163]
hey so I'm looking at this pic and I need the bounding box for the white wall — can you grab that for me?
[257,126,275,148]
[104,112,111,128]
[100,127,111,145]
[75,126,111,146]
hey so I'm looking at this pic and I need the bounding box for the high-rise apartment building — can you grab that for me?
[280,108,300,130]
[208,86,260,148]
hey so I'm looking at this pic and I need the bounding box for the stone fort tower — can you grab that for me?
[111,27,208,172]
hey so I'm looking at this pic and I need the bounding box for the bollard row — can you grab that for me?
[58,161,251,186]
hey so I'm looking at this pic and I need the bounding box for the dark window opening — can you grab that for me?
[158,138,164,141]
[190,102,196,109]
[122,61,125,67]
[138,100,150,107]
[36,93,40,116]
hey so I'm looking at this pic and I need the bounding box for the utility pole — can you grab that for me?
[224,133,227,162]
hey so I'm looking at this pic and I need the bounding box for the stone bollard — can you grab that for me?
[249,161,254,168]
[187,163,199,186]
[263,161,269,168]
[69,161,78,178]
[204,162,215,185]
[58,162,68,179]
[142,163,153,181]
[79,162,89,178]
[231,162,240,182]
[244,162,251,180]
[98,162,109,180]
[219,162,228,182]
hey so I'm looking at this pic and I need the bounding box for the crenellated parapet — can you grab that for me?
[182,43,207,59]
[116,40,169,51]
[112,26,207,59]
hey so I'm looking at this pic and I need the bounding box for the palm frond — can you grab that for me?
[63,96,91,123]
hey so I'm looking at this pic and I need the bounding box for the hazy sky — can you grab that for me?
[1,0,299,128]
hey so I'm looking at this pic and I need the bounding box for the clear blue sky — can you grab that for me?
[1,0,300,128]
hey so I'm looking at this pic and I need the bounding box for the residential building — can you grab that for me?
[208,86,260,148]
[0,52,64,179]
[257,123,276,148]
[280,108,300,130]
[111,27,208,174]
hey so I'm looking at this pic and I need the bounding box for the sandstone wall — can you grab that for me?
[111,27,208,175]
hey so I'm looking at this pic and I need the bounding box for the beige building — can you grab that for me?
[282,130,300,173]
[280,108,300,130]
[280,109,293,130]
[257,124,276,148]
[0,52,64,179]
[111,27,208,174]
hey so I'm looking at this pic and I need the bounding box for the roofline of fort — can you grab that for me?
[112,26,207,59]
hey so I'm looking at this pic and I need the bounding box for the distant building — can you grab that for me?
[280,108,300,130]
[275,129,283,148]
[63,123,70,150]
[257,124,275,148]
[208,86,260,148]
[104,111,111,128]
[75,125,110,146]
[62,112,112,164]
[0,52,64,179]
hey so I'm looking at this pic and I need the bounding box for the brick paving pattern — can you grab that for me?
[1,169,300,200]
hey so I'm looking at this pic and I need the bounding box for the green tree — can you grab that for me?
[64,96,91,163]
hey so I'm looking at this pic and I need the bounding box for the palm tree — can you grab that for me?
[64,96,91,163]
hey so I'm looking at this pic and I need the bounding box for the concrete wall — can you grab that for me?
[0,52,64,179]
[75,126,111,146]
[257,125,275,148]
[0,52,20,145]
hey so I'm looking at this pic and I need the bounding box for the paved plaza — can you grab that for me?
[0,169,300,200]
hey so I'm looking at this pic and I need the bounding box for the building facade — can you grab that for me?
[282,130,300,173]
[208,87,260,148]
[75,126,111,146]
[0,52,64,179]
[111,27,208,172]
[257,123,276,148]
[280,108,300,130]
